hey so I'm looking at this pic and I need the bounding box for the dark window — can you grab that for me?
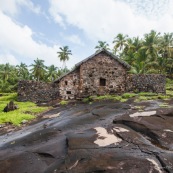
[73,81,76,86]
[65,81,68,85]
[100,78,106,86]
[66,91,71,94]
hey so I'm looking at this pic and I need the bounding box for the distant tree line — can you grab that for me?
[1,30,173,93]
[95,30,173,75]
[0,46,71,92]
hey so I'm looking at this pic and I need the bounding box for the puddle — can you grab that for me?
[43,112,61,119]
[147,158,162,173]
[113,127,129,132]
[164,129,173,133]
[94,127,122,147]
[129,111,156,117]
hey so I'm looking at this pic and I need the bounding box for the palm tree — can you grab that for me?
[113,33,128,55]
[16,63,29,80]
[95,41,110,52]
[30,58,47,81]
[57,46,72,71]
[47,65,58,82]
[140,30,160,62]
[160,33,173,57]
[0,63,11,82]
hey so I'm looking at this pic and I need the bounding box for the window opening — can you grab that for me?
[66,91,71,94]
[100,78,106,86]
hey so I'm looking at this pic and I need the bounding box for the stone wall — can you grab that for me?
[58,68,80,100]
[79,52,128,97]
[126,74,166,93]
[18,80,60,103]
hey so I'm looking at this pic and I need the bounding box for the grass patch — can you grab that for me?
[159,103,169,108]
[138,92,158,96]
[59,100,68,105]
[83,91,170,104]
[0,93,50,126]
[122,93,136,99]
[82,97,91,103]
[83,95,128,103]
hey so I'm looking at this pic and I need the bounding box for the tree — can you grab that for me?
[141,30,160,62]
[16,63,30,80]
[0,63,11,82]
[95,41,110,52]
[57,46,72,71]
[113,33,128,55]
[47,65,58,82]
[30,58,47,81]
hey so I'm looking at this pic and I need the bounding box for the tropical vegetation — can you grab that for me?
[96,30,173,75]
[0,93,49,126]
[1,31,173,93]
[57,46,72,71]
[0,51,71,93]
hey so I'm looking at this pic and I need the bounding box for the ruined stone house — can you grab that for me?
[18,49,166,103]
[54,49,131,100]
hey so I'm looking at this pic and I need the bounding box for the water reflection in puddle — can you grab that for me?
[130,111,156,117]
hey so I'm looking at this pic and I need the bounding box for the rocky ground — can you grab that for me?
[0,99,173,173]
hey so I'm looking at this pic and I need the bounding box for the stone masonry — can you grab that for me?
[55,49,130,99]
[18,80,59,103]
[126,74,166,94]
[17,49,166,102]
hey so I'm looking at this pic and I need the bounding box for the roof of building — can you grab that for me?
[54,49,131,83]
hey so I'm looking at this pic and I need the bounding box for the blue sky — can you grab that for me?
[0,0,173,68]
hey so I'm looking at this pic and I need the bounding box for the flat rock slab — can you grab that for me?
[0,100,173,173]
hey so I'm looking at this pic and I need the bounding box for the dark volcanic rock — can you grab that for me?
[0,100,173,173]
[3,101,18,112]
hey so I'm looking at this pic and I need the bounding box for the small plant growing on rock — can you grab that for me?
[122,93,136,99]
[60,100,68,105]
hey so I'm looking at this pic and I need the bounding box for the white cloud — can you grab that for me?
[0,11,78,68]
[49,0,173,42]
[0,54,19,65]
[0,0,40,16]
[63,34,85,46]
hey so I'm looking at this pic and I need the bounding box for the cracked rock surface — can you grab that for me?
[0,100,173,173]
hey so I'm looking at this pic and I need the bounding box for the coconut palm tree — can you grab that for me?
[0,63,11,82]
[95,41,110,52]
[47,65,58,82]
[30,58,47,81]
[113,33,128,55]
[140,30,161,62]
[57,46,72,71]
[16,63,29,80]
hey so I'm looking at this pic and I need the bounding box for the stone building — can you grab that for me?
[54,49,131,99]
[18,49,166,102]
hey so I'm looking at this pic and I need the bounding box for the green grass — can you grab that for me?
[122,93,137,99]
[0,93,50,126]
[83,95,128,103]
[82,90,171,104]
[59,100,68,105]
[159,103,169,108]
